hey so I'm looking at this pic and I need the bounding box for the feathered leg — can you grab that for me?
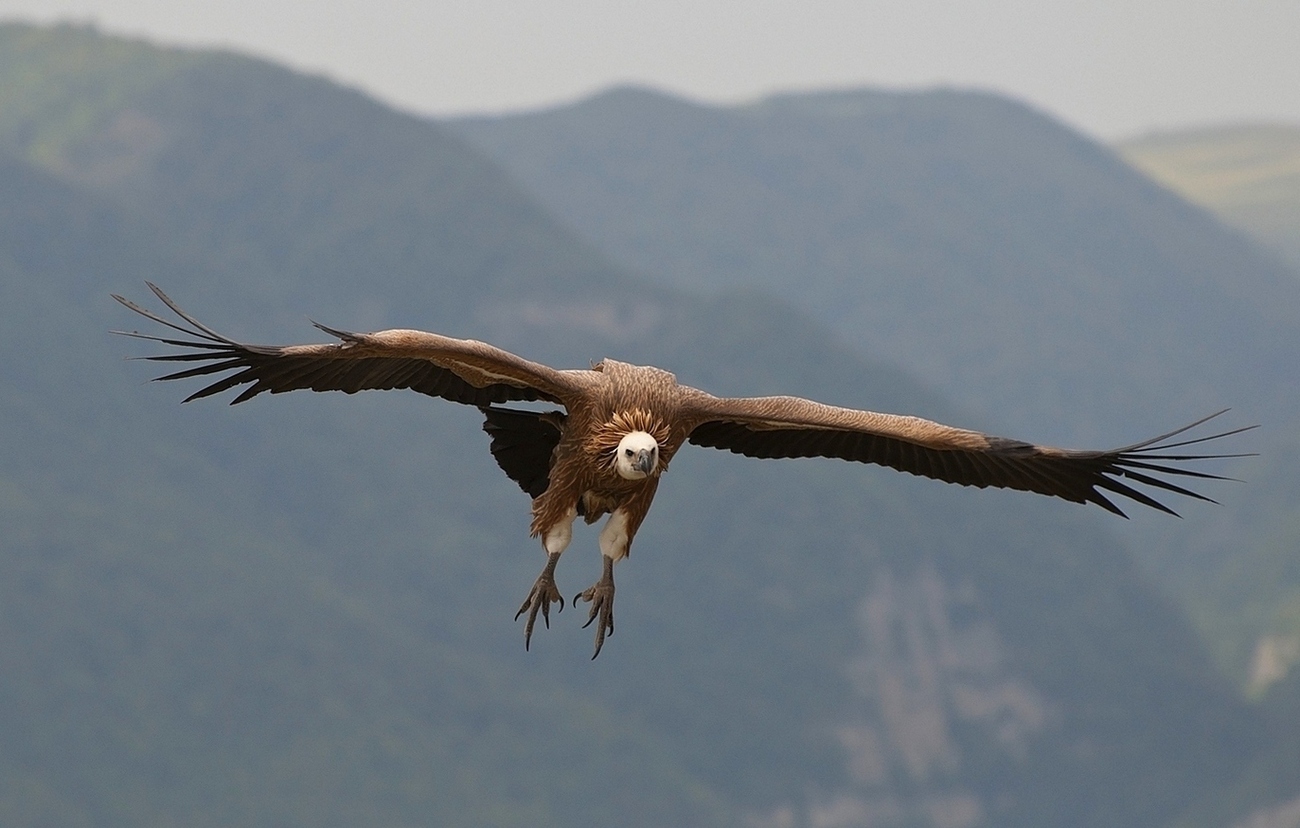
[515,506,576,649]
[575,508,631,658]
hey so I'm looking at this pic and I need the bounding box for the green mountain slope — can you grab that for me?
[1118,124,1300,271]
[1117,137,1300,705]
[0,22,1276,828]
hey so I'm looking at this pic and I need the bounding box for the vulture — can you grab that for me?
[114,284,1250,657]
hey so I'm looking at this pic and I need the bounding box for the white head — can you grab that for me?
[614,430,660,480]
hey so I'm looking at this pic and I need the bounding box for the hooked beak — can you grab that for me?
[634,449,656,476]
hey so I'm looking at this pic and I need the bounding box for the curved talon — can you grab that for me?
[542,593,565,627]
[516,593,565,622]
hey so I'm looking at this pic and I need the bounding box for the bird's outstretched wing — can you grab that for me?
[683,394,1253,516]
[113,283,587,407]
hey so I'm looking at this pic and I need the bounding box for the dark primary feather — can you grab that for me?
[112,283,552,408]
[688,412,1254,517]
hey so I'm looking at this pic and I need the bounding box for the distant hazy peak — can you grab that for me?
[1118,123,1300,270]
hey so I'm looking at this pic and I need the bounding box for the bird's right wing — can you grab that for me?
[682,391,1253,517]
[113,283,590,408]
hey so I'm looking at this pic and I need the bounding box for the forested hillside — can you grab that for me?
[0,22,1287,828]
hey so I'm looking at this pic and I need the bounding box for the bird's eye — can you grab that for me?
[625,448,634,456]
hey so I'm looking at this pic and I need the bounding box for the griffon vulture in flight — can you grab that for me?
[114,284,1249,657]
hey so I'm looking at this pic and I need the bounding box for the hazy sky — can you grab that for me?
[1,0,1297,138]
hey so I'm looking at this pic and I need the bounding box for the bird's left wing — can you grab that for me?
[113,283,588,407]
[682,392,1252,517]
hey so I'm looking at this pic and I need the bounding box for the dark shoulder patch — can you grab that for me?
[984,435,1038,456]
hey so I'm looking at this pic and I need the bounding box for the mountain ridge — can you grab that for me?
[451,83,1300,443]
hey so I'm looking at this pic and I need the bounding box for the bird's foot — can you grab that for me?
[515,552,564,650]
[575,556,616,659]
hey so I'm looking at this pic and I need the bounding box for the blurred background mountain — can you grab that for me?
[1119,125,1300,272]
[1,21,1297,828]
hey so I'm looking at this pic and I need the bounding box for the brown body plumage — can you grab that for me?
[114,284,1253,657]
[536,372,680,537]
